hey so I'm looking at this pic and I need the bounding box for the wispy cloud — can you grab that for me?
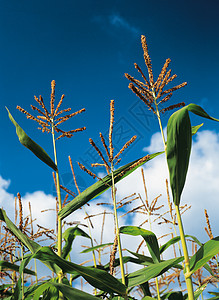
[92,12,140,37]
[109,13,140,35]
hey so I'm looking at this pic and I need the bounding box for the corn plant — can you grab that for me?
[1,35,219,300]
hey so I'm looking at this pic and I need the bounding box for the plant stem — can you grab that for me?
[111,162,127,298]
[175,205,194,300]
[21,245,24,300]
[153,91,194,299]
[51,124,63,300]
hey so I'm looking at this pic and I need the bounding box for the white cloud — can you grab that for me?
[1,129,219,296]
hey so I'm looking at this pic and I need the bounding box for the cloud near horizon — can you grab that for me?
[1,129,219,289]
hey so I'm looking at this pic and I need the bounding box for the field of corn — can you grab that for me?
[1,35,219,300]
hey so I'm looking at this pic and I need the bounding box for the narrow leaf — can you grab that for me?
[187,103,219,122]
[0,260,35,275]
[159,235,202,254]
[126,257,183,287]
[49,282,98,299]
[166,107,192,205]
[59,152,163,219]
[81,242,113,253]
[33,246,127,296]
[62,226,90,259]
[189,236,219,274]
[192,124,203,135]
[120,226,160,263]
[6,107,57,171]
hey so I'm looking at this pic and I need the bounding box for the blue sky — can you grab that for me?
[1,0,219,195]
[1,1,219,297]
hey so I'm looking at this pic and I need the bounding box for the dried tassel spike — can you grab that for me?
[38,95,50,117]
[89,138,110,172]
[63,194,69,207]
[161,82,187,97]
[50,80,56,117]
[125,73,149,91]
[55,108,85,126]
[158,93,173,105]
[14,196,18,225]
[204,209,213,239]
[31,105,48,119]
[141,35,154,86]
[160,102,185,114]
[77,162,101,180]
[109,235,118,275]
[156,69,172,99]
[155,58,171,92]
[54,94,65,116]
[60,185,76,198]
[55,107,72,118]
[134,63,150,88]
[120,155,150,176]
[128,83,155,112]
[114,135,137,161]
[17,193,23,231]
[136,239,144,253]
[141,168,149,209]
[68,155,81,195]
[17,105,48,126]
[109,100,115,161]
[99,132,110,160]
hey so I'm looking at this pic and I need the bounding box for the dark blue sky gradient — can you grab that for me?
[1,0,219,195]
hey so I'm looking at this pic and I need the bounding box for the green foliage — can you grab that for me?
[6,107,57,171]
[59,152,163,219]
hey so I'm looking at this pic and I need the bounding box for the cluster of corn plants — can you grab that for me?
[1,35,219,299]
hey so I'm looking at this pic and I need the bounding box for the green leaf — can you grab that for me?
[59,152,163,220]
[0,260,35,275]
[0,208,60,274]
[191,124,203,135]
[159,235,202,254]
[184,283,207,300]
[32,246,127,296]
[6,107,57,171]
[62,226,91,259]
[161,291,183,300]
[187,103,219,121]
[49,282,98,299]
[120,226,160,263]
[166,107,192,205]
[81,242,113,253]
[189,236,219,274]
[126,256,183,288]
[166,104,219,206]
[142,297,156,300]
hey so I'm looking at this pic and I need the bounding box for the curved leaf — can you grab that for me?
[189,236,219,274]
[166,107,192,205]
[59,152,163,220]
[0,260,35,275]
[159,235,202,254]
[192,124,203,136]
[6,107,57,171]
[81,242,113,254]
[187,104,219,121]
[126,256,183,288]
[33,246,127,296]
[62,226,90,259]
[120,226,160,263]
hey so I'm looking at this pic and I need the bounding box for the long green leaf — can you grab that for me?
[189,236,219,274]
[166,104,219,206]
[166,107,192,205]
[159,235,202,254]
[191,124,203,135]
[62,226,90,259]
[0,260,35,275]
[49,282,98,299]
[187,104,219,121]
[161,291,183,300]
[0,208,60,274]
[59,152,163,219]
[6,107,57,171]
[81,242,113,253]
[120,226,160,263]
[32,246,127,296]
[184,283,207,300]
[126,257,183,288]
